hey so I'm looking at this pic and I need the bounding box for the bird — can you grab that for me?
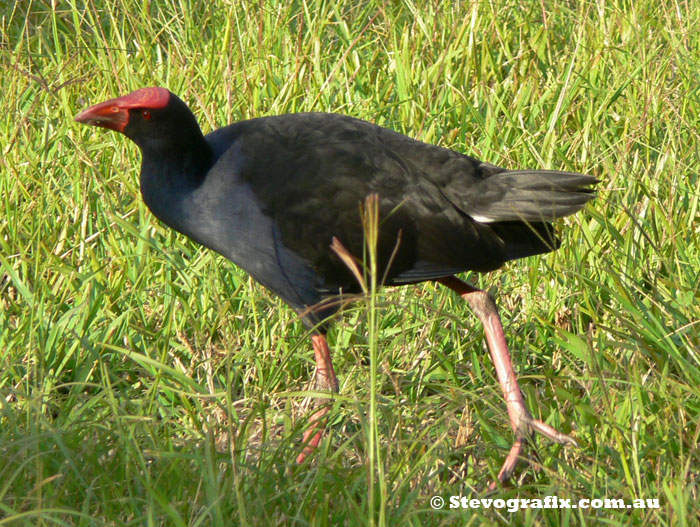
[75,87,596,487]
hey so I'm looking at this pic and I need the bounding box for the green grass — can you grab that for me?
[1,0,699,525]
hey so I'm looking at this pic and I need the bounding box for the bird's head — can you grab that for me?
[75,87,204,154]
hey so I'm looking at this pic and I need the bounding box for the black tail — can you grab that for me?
[468,170,598,223]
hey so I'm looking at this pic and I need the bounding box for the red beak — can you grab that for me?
[74,98,130,132]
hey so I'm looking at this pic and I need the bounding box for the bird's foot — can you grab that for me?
[295,333,338,464]
[488,404,577,491]
[296,404,331,464]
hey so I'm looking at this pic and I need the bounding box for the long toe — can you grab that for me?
[528,418,578,446]
[296,405,330,463]
[488,437,527,491]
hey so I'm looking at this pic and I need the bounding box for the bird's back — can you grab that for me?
[202,113,594,300]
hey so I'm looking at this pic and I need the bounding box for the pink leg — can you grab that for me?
[296,333,339,463]
[437,276,576,488]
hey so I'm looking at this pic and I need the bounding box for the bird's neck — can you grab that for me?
[138,135,213,231]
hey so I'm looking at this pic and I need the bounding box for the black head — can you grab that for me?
[74,87,204,154]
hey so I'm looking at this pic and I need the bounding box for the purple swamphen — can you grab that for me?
[75,87,596,486]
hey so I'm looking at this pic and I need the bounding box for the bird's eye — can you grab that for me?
[142,110,151,120]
